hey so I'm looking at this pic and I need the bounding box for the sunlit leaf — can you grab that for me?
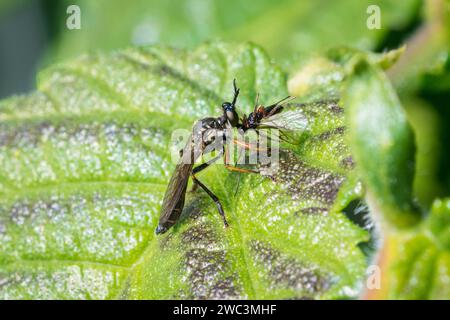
[0,42,368,299]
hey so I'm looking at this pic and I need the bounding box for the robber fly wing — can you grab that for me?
[158,142,196,231]
[158,161,193,228]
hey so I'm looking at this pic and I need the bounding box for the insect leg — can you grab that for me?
[232,138,268,151]
[190,152,229,227]
[190,152,222,192]
[192,152,223,174]
[190,181,199,193]
[224,144,258,174]
[231,132,275,170]
[225,165,258,174]
[191,174,229,228]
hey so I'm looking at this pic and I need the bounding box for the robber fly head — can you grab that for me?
[221,79,240,127]
[222,102,239,127]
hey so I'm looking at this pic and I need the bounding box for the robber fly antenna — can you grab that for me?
[231,78,240,107]
[221,79,240,127]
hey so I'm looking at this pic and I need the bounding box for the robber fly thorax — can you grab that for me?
[181,107,238,164]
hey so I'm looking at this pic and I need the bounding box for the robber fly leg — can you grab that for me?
[192,153,222,174]
[190,152,228,227]
[190,181,199,192]
[191,174,229,228]
[190,152,223,192]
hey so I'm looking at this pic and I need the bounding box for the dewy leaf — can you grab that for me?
[0,42,368,299]
[343,56,421,229]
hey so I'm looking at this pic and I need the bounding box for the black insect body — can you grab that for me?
[156,81,242,234]
[156,80,298,234]
[241,95,298,132]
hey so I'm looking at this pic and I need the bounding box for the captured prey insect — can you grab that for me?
[155,80,300,234]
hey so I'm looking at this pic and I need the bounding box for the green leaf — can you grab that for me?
[343,56,421,229]
[288,46,404,101]
[403,98,442,207]
[0,42,368,299]
[388,198,450,299]
[386,0,450,93]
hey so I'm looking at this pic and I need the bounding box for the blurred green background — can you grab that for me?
[0,0,424,97]
[0,0,449,214]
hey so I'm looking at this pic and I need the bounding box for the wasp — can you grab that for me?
[156,80,299,234]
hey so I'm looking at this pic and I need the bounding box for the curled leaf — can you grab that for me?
[288,47,404,101]
[343,56,421,228]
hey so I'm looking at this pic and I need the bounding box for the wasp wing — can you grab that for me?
[258,107,308,131]
[253,103,308,146]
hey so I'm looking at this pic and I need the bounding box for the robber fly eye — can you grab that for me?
[222,102,239,126]
[222,102,232,111]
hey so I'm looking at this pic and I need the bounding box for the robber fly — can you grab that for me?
[155,80,299,234]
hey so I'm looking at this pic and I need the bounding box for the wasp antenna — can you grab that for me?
[266,96,296,109]
[253,93,260,113]
[276,96,296,106]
